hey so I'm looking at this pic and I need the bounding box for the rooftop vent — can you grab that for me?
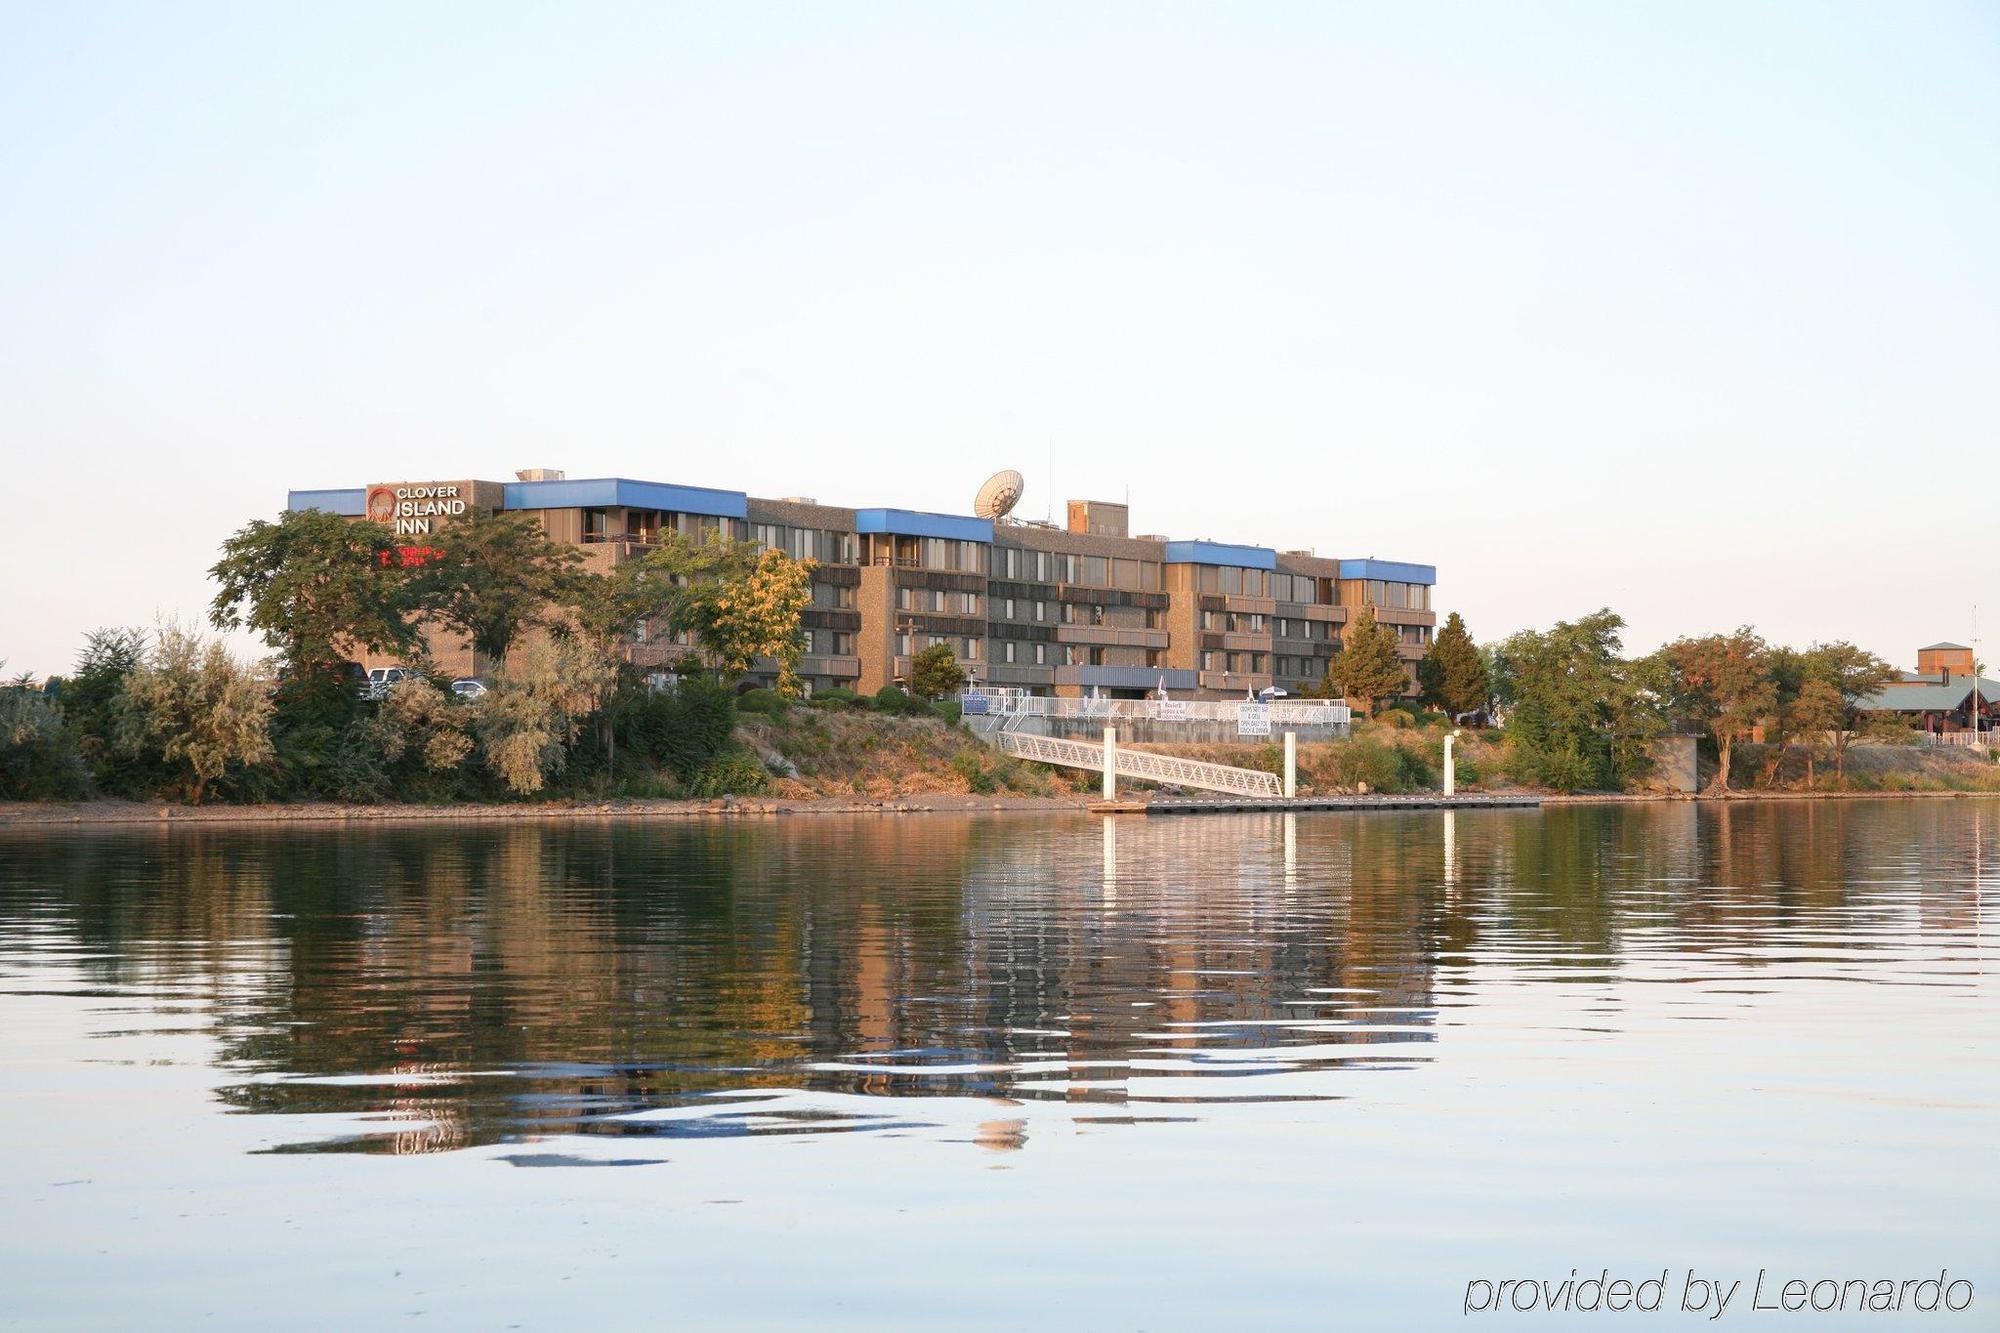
[1282,548,1315,557]
[778,496,819,505]
[515,468,566,482]
[1135,533,1171,542]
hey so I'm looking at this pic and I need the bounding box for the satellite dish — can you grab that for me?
[973,469,1026,521]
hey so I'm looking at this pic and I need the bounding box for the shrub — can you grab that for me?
[1376,708,1416,729]
[681,749,770,797]
[950,749,997,794]
[616,673,738,780]
[872,685,929,716]
[932,699,963,726]
[735,687,788,716]
[0,688,90,800]
[809,687,859,710]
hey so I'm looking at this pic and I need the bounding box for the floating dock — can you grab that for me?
[1091,794,1541,815]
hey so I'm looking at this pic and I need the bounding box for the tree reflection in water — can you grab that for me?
[0,800,1988,1155]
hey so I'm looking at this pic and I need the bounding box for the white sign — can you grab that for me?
[367,483,467,536]
[1158,699,1189,722]
[1237,702,1271,737]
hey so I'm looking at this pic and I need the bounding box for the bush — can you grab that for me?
[932,699,963,726]
[809,687,859,710]
[1376,708,1416,729]
[616,674,737,780]
[681,749,770,797]
[872,685,931,716]
[0,688,90,799]
[950,749,997,794]
[735,687,788,716]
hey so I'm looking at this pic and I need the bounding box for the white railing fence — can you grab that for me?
[994,731,1282,798]
[1921,730,1996,750]
[961,689,1350,730]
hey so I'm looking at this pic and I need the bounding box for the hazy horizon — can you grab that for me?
[3,2,1995,677]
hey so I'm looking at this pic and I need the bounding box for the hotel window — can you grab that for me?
[1003,598,1016,619]
[1201,651,1216,671]
[960,592,978,614]
[897,634,912,655]
[1003,642,1017,664]
[1034,601,1047,622]
[960,638,979,659]
[930,589,946,612]
[1033,643,1047,665]
[896,587,914,611]
[1082,556,1109,586]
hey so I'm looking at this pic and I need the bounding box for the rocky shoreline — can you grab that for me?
[2,787,1995,829]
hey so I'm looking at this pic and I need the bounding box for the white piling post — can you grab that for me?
[1444,729,1459,797]
[1283,730,1297,800]
[1103,726,1117,800]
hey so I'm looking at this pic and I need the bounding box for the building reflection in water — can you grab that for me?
[0,798,1989,1156]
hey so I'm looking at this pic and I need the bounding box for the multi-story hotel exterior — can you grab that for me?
[288,472,1436,699]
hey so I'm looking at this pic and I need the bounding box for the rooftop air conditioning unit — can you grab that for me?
[515,468,566,481]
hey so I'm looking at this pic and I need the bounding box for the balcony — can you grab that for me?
[1219,631,1270,652]
[800,654,861,680]
[1199,670,1273,694]
[1053,624,1169,650]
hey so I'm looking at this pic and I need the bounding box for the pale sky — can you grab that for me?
[3,2,1995,678]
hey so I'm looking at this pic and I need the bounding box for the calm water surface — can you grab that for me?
[1,801,1995,1329]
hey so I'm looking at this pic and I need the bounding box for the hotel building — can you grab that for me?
[288,472,1436,700]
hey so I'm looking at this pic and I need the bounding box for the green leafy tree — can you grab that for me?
[63,628,155,793]
[473,634,614,795]
[1417,612,1490,718]
[209,508,417,668]
[614,534,814,691]
[1787,676,1844,787]
[116,622,275,803]
[1799,641,1897,781]
[1323,605,1408,715]
[1501,609,1656,792]
[910,642,967,701]
[1655,627,1775,793]
[0,682,89,799]
[410,509,584,670]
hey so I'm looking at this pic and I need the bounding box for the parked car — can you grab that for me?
[449,678,488,701]
[360,666,412,700]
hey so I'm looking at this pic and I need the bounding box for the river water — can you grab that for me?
[1,801,1994,1329]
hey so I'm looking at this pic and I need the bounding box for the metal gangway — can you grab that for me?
[993,729,1282,798]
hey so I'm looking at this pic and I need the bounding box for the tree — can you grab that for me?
[117,622,274,803]
[1418,612,1490,718]
[209,508,417,669]
[1501,609,1657,792]
[615,534,813,692]
[473,634,614,795]
[1799,641,1897,781]
[1323,605,1409,716]
[910,643,966,701]
[1655,628,1775,793]
[0,682,89,800]
[409,509,584,670]
[64,628,152,792]
[1787,677,1844,787]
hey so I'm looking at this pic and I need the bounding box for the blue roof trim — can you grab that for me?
[854,508,992,542]
[1163,540,1276,570]
[288,488,366,516]
[501,477,747,519]
[1339,558,1436,585]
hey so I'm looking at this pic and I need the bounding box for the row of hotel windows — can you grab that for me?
[570,510,1430,609]
[1200,611,1337,639]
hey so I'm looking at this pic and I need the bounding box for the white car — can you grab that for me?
[450,678,489,700]
[360,666,412,700]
